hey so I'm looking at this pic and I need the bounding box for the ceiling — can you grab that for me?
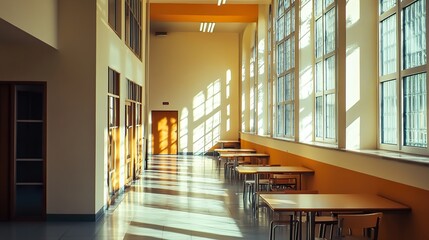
[149,0,268,34]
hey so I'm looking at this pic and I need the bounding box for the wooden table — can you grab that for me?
[217,140,240,149]
[219,152,270,166]
[214,148,256,154]
[236,165,314,208]
[259,193,411,240]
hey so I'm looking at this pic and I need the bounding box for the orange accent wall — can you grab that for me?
[150,4,258,23]
[241,139,429,240]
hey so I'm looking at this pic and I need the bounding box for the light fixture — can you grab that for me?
[199,22,216,33]
[217,0,226,6]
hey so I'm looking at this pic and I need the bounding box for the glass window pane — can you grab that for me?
[285,103,294,137]
[325,56,335,91]
[291,7,295,33]
[277,43,284,73]
[315,18,323,58]
[381,80,398,144]
[284,0,290,9]
[285,39,291,71]
[403,73,427,147]
[325,93,336,139]
[325,8,336,54]
[315,0,322,16]
[316,97,323,138]
[278,0,284,16]
[277,76,284,102]
[325,0,334,8]
[379,0,396,15]
[285,10,291,36]
[316,61,323,93]
[402,0,426,70]
[277,16,285,41]
[291,36,295,68]
[277,104,284,135]
[379,15,397,76]
[285,73,294,101]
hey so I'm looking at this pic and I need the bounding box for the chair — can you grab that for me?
[335,212,383,240]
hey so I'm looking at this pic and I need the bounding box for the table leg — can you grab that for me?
[307,212,316,240]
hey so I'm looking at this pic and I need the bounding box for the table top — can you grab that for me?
[259,193,410,212]
[214,148,256,153]
[217,140,240,143]
[236,165,314,174]
[219,153,270,158]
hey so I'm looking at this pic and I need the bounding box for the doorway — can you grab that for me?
[0,83,46,220]
[151,111,178,155]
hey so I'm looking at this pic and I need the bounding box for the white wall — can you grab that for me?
[0,0,57,48]
[149,32,239,154]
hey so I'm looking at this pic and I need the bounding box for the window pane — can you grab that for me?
[325,8,336,54]
[284,73,294,101]
[277,43,284,73]
[402,0,426,70]
[315,61,323,93]
[316,97,323,138]
[285,103,294,137]
[277,16,285,41]
[284,0,290,9]
[325,93,336,139]
[379,15,397,76]
[403,73,427,147]
[381,80,397,144]
[277,76,284,102]
[285,10,291,37]
[325,0,334,8]
[315,18,323,58]
[278,0,284,16]
[379,0,396,15]
[325,56,335,91]
[315,0,322,16]
[291,7,295,33]
[285,39,291,71]
[277,104,284,135]
[291,36,295,68]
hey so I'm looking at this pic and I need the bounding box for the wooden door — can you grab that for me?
[151,111,178,155]
[124,102,134,184]
[0,85,11,220]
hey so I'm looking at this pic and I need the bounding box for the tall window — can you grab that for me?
[314,0,336,142]
[274,0,295,138]
[108,0,121,36]
[379,0,427,152]
[125,0,142,58]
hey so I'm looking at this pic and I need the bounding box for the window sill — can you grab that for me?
[347,149,429,166]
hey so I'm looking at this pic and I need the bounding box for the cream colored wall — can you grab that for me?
[149,32,239,154]
[95,0,147,212]
[241,23,257,133]
[257,5,269,135]
[0,0,57,48]
[344,0,377,149]
[47,0,97,215]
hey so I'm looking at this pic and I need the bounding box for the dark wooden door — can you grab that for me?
[151,111,178,155]
[0,85,11,220]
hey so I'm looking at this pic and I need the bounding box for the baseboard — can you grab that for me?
[47,206,105,222]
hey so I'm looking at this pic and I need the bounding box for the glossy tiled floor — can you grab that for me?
[0,155,287,240]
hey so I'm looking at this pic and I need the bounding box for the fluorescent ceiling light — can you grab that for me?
[199,22,215,33]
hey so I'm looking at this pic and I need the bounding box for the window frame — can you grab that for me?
[314,0,338,143]
[378,0,428,155]
[273,0,297,140]
[125,0,142,59]
[108,0,122,37]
